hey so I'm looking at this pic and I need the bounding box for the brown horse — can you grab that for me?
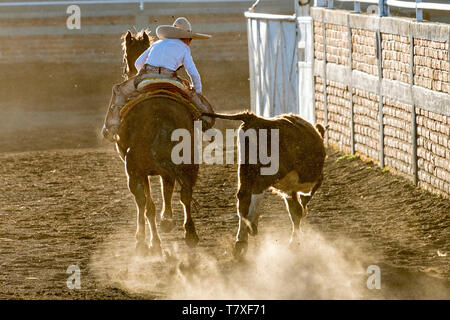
[103,30,201,255]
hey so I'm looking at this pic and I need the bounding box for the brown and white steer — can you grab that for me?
[203,111,326,258]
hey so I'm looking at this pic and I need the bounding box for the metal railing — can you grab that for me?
[316,0,450,22]
[0,0,253,11]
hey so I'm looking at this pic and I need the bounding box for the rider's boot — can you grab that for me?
[190,92,215,131]
[102,80,138,141]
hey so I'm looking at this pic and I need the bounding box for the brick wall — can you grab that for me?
[382,33,411,83]
[352,29,378,76]
[353,89,380,163]
[314,21,324,61]
[414,38,449,93]
[382,98,413,179]
[416,108,450,196]
[326,23,349,65]
[326,80,352,154]
[314,76,325,123]
[312,8,450,199]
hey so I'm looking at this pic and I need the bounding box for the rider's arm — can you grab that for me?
[134,47,151,72]
[183,49,202,94]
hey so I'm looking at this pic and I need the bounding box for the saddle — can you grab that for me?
[120,75,204,120]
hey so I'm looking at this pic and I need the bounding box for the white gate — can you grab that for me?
[245,11,314,123]
[297,16,314,123]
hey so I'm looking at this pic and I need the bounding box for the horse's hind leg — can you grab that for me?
[144,177,162,255]
[159,175,175,233]
[127,168,149,256]
[180,183,199,248]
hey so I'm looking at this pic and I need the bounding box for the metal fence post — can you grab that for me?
[416,0,423,22]
[409,34,418,185]
[315,0,327,7]
[322,20,329,146]
[378,0,388,17]
[327,0,334,9]
[376,29,385,168]
[348,14,355,155]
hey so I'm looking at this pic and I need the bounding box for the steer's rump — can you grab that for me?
[242,113,326,184]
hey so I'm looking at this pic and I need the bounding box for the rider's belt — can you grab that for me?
[143,64,177,77]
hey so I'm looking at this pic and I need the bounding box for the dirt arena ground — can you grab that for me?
[1,59,449,299]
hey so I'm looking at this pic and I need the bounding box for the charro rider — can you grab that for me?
[104,17,214,138]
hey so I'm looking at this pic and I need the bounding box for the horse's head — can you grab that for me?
[121,30,153,79]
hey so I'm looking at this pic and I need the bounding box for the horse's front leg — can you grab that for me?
[159,175,175,233]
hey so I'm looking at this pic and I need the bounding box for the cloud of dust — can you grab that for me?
[91,227,370,299]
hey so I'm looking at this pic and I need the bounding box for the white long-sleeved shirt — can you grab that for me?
[135,38,202,93]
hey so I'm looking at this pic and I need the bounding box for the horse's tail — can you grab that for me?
[159,164,202,212]
[202,111,255,123]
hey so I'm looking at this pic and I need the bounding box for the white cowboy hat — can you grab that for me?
[156,17,211,40]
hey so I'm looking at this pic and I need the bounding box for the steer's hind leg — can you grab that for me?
[234,187,252,258]
[159,175,175,233]
[180,183,199,248]
[284,192,304,246]
[246,193,264,236]
[299,174,323,217]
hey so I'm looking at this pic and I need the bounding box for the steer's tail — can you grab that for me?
[202,111,255,123]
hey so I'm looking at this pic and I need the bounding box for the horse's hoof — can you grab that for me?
[288,235,302,250]
[184,231,200,248]
[160,218,175,233]
[135,241,149,257]
[288,240,301,249]
[233,241,248,259]
[149,243,163,257]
